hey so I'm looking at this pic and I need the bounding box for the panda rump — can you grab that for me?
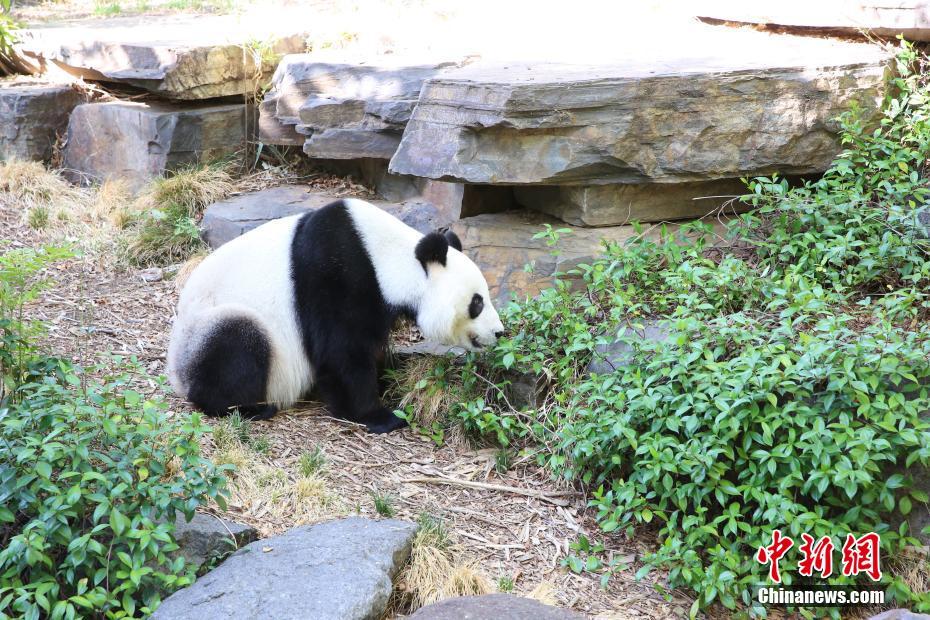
[166,198,502,433]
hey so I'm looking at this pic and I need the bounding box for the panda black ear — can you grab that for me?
[443,230,462,252]
[415,232,449,271]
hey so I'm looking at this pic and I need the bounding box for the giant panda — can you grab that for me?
[167,198,504,434]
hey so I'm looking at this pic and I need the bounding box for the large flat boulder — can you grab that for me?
[696,0,930,41]
[171,513,258,572]
[62,101,252,190]
[0,81,85,162]
[152,517,416,620]
[260,56,469,159]
[201,186,459,248]
[514,179,747,226]
[15,15,309,100]
[389,27,889,186]
[409,594,586,619]
[450,210,711,304]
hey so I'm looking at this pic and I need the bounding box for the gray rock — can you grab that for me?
[260,56,470,159]
[349,159,515,217]
[450,210,719,305]
[588,322,673,375]
[0,82,85,162]
[62,101,253,191]
[409,594,586,619]
[696,1,930,41]
[389,29,888,185]
[15,15,309,99]
[867,610,930,620]
[201,186,458,248]
[303,127,401,160]
[515,179,747,226]
[152,517,417,620]
[172,513,257,570]
[258,98,304,146]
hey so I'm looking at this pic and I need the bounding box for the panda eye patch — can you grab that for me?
[468,294,484,319]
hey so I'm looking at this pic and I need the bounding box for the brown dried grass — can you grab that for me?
[393,515,493,613]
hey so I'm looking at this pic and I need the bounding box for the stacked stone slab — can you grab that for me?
[250,24,892,301]
[260,55,470,159]
[695,0,930,41]
[0,80,86,162]
[15,15,310,187]
[62,101,254,190]
[389,34,889,226]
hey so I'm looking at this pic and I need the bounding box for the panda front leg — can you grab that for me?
[314,349,407,434]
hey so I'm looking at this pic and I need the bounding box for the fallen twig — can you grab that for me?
[400,475,574,507]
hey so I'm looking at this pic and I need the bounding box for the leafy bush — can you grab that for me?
[0,245,230,619]
[448,43,930,615]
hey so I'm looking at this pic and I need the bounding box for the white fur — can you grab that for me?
[168,200,503,409]
[168,215,311,406]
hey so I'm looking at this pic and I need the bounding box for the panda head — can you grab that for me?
[414,230,504,352]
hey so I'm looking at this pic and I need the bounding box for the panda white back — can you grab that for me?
[166,198,504,433]
[168,215,312,406]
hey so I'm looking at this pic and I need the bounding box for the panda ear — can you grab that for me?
[443,230,462,252]
[415,232,449,271]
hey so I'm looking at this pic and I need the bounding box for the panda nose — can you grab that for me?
[495,330,505,339]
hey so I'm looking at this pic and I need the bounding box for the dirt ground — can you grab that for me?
[0,179,703,619]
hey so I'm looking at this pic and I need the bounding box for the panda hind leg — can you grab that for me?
[186,316,274,419]
[314,348,407,434]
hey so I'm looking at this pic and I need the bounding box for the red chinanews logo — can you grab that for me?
[756,530,882,584]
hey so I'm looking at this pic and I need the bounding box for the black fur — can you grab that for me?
[186,316,277,420]
[443,230,462,252]
[414,232,450,271]
[468,293,484,320]
[290,201,409,433]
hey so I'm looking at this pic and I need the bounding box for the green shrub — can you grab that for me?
[449,43,930,616]
[0,244,230,619]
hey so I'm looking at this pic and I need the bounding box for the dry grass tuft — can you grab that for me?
[0,160,86,228]
[126,164,234,267]
[134,164,234,219]
[394,513,493,613]
[527,580,558,606]
[387,354,465,433]
[174,252,208,291]
[93,179,134,229]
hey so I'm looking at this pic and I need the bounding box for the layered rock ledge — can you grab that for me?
[16,15,309,100]
[389,28,889,186]
[261,56,470,159]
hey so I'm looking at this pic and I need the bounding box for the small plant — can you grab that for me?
[416,512,450,550]
[371,491,395,518]
[250,434,270,454]
[298,446,327,477]
[93,0,122,16]
[497,575,514,592]
[25,206,48,230]
[493,448,512,474]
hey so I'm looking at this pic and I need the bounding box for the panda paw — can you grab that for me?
[364,407,408,434]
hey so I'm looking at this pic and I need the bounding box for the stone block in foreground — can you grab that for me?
[62,101,252,191]
[389,27,889,185]
[515,179,747,226]
[151,517,417,620]
[201,185,458,248]
[260,55,469,159]
[409,594,587,619]
[450,210,717,304]
[15,15,309,100]
[0,81,85,162]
